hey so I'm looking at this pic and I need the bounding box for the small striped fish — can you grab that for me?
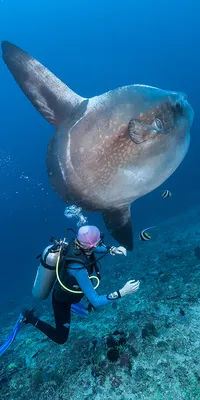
[161,190,171,198]
[139,226,156,241]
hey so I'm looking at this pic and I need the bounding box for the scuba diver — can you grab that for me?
[22,225,140,345]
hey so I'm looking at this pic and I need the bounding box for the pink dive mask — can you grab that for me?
[77,225,101,249]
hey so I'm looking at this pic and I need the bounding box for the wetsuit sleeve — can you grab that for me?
[68,263,115,308]
[94,245,109,254]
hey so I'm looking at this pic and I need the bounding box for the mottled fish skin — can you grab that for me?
[49,86,193,210]
[1,42,194,250]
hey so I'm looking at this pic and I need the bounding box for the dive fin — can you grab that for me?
[0,314,24,356]
[102,206,133,251]
[71,303,88,317]
[1,41,84,127]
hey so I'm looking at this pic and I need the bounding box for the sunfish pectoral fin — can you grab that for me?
[102,206,133,251]
[1,41,85,127]
[128,118,158,144]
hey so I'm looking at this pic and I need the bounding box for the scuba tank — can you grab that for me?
[32,238,62,300]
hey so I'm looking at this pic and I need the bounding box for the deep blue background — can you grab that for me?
[0,0,199,310]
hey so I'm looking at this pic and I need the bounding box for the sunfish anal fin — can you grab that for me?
[1,41,84,127]
[102,206,133,251]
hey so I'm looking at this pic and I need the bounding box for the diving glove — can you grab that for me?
[22,308,37,325]
[109,246,127,256]
[87,303,96,313]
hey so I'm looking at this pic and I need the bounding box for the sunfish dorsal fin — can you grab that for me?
[1,41,85,127]
[102,206,133,251]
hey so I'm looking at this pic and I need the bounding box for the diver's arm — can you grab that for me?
[94,244,109,254]
[95,244,127,255]
[70,265,112,307]
[68,263,140,308]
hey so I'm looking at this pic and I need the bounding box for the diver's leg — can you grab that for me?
[23,296,71,344]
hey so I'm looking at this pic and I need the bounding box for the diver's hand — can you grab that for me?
[119,280,140,297]
[22,308,36,324]
[110,246,127,256]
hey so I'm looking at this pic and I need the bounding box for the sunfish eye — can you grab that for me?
[152,118,163,132]
[175,101,182,111]
[174,101,184,115]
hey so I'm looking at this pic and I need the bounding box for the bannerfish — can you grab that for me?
[162,190,172,198]
[139,226,156,241]
[1,41,194,250]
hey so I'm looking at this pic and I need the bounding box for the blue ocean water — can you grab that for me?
[0,0,199,313]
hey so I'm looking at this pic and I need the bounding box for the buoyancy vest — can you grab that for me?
[53,239,99,302]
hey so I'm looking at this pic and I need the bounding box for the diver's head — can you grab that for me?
[76,225,101,251]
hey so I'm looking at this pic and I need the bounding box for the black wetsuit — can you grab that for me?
[30,290,83,344]
[28,240,112,344]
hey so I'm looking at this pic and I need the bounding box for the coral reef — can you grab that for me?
[1,205,200,399]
